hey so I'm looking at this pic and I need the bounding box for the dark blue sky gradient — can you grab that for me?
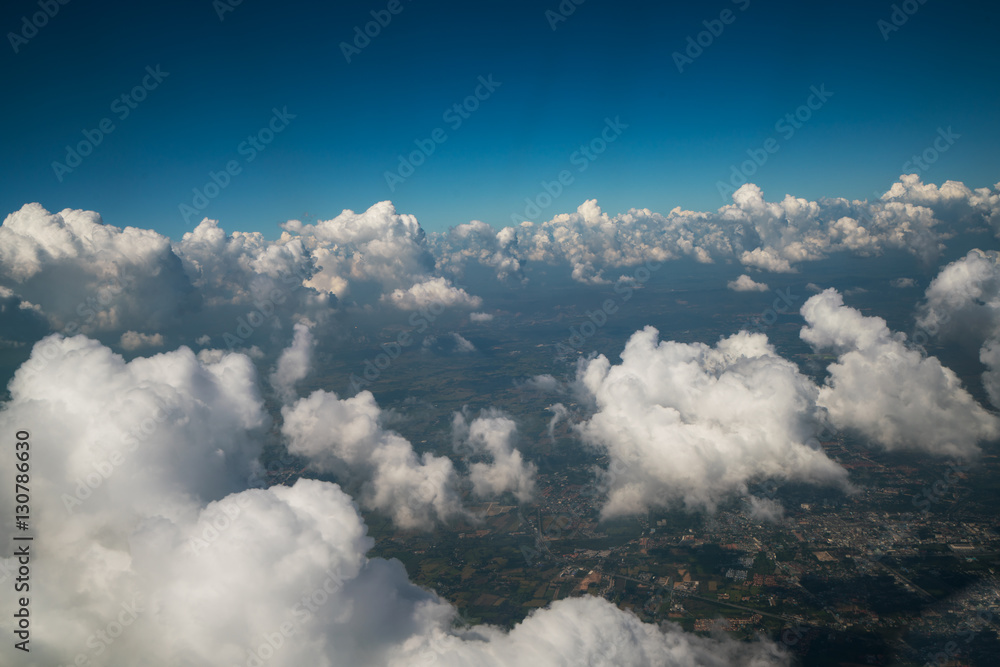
[2,0,997,238]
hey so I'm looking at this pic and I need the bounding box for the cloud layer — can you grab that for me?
[802,288,999,458]
[574,326,850,517]
[0,336,789,666]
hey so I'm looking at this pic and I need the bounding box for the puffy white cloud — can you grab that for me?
[0,337,793,667]
[746,496,785,524]
[281,389,467,529]
[469,311,494,323]
[524,374,561,392]
[430,176,1000,284]
[917,248,1000,343]
[269,322,314,402]
[916,249,1000,408]
[727,274,769,292]
[119,330,164,350]
[802,289,1000,457]
[0,204,199,334]
[432,219,523,282]
[388,595,790,666]
[981,340,1000,408]
[385,276,482,311]
[281,201,439,301]
[740,248,795,274]
[176,217,318,307]
[575,326,849,517]
[452,409,536,503]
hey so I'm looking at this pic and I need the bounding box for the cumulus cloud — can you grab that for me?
[269,322,314,402]
[916,249,1000,408]
[388,595,790,666]
[452,409,537,503]
[727,274,769,292]
[0,337,793,667]
[0,204,199,334]
[119,330,165,350]
[280,201,474,310]
[469,311,494,323]
[281,389,466,529]
[740,248,795,274]
[575,326,849,517]
[802,289,1000,457]
[431,176,1000,284]
[422,333,477,355]
[746,495,785,524]
[385,276,482,311]
[524,374,562,392]
[917,248,1000,344]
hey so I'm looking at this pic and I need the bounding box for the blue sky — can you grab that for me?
[2,0,998,239]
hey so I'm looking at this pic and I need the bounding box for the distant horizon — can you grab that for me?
[9,171,999,243]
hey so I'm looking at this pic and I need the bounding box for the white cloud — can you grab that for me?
[802,289,1000,457]
[575,326,849,517]
[746,495,785,524]
[727,274,769,292]
[0,338,793,666]
[0,204,198,334]
[452,409,536,503]
[524,374,561,392]
[916,249,1000,408]
[917,248,1000,343]
[269,322,314,402]
[119,330,165,350]
[469,311,494,323]
[281,389,467,529]
[431,176,1000,284]
[740,248,795,274]
[385,276,482,311]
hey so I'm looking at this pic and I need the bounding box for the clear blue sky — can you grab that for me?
[2,0,997,238]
